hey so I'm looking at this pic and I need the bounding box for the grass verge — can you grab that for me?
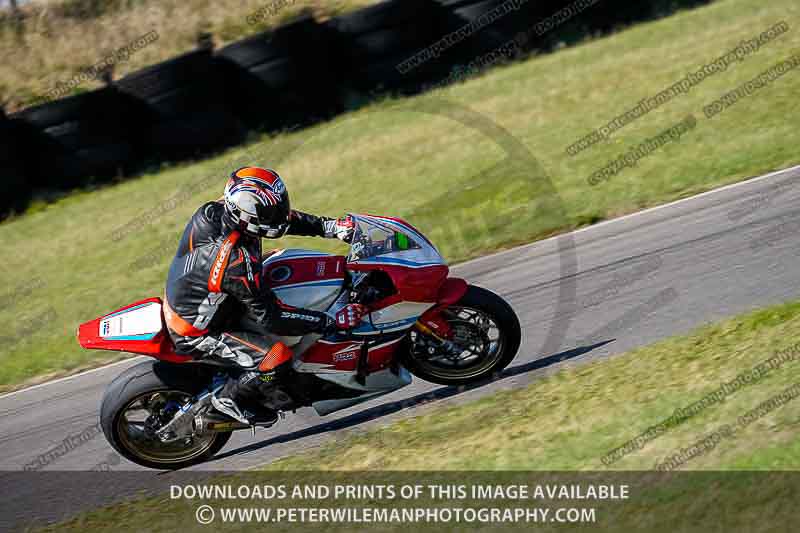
[1,0,799,389]
[266,301,800,472]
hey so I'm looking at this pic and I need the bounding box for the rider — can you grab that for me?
[164,166,368,425]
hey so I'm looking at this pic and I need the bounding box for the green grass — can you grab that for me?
[40,298,800,532]
[264,301,800,472]
[1,0,800,391]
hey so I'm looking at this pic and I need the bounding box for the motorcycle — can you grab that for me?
[77,214,521,469]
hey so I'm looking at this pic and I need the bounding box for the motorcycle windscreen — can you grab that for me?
[346,214,449,302]
[347,214,445,268]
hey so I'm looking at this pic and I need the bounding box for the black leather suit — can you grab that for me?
[164,201,334,368]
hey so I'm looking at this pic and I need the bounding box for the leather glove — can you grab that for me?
[334,303,369,329]
[323,216,355,243]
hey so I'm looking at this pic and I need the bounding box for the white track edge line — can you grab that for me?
[0,356,148,400]
[454,163,800,270]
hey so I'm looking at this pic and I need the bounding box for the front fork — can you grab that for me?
[413,277,468,342]
[414,319,461,356]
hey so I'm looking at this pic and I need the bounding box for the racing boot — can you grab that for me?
[211,339,294,426]
[212,371,279,426]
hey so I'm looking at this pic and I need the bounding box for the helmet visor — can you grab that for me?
[261,223,289,238]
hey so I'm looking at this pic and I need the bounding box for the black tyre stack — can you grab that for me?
[434,0,536,62]
[9,87,151,204]
[327,0,450,102]
[217,14,342,130]
[0,111,32,218]
[115,48,247,161]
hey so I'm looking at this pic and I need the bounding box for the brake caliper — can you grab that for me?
[418,309,454,339]
[415,319,461,357]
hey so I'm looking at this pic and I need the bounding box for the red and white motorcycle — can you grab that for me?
[78,214,521,469]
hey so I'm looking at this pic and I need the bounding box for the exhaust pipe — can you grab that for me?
[193,413,250,434]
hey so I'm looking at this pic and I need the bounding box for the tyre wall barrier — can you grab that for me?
[2,0,714,220]
[0,112,32,217]
[328,0,446,98]
[115,48,248,161]
[217,14,342,130]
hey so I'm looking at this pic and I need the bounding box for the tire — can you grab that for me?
[13,90,113,129]
[26,142,135,189]
[0,118,23,163]
[218,30,286,68]
[344,18,438,61]
[349,51,442,93]
[14,87,149,130]
[449,0,530,47]
[450,0,506,19]
[42,120,138,153]
[330,0,426,35]
[146,85,226,117]
[100,360,232,470]
[433,0,479,7]
[218,16,324,68]
[248,56,300,90]
[115,49,217,102]
[73,142,137,180]
[404,284,521,386]
[216,16,340,128]
[144,111,247,160]
[0,166,31,219]
[14,89,154,181]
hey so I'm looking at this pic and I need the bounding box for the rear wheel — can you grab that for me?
[404,285,521,385]
[100,361,232,470]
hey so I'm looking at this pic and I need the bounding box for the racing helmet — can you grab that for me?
[222,167,291,238]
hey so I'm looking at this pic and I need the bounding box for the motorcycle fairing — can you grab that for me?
[77,297,190,362]
[417,277,469,337]
[350,301,435,335]
[310,366,413,415]
[290,215,456,398]
[261,249,346,312]
[347,214,448,303]
[295,334,405,373]
[348,263,449,303]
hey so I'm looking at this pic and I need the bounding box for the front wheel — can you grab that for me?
[404,285,521,386]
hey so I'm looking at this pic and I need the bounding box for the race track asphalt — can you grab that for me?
[1,164,799,529]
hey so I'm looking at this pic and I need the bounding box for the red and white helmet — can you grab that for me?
[222,167,291,238]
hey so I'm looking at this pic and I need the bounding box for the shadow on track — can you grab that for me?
[211,339,614,463]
